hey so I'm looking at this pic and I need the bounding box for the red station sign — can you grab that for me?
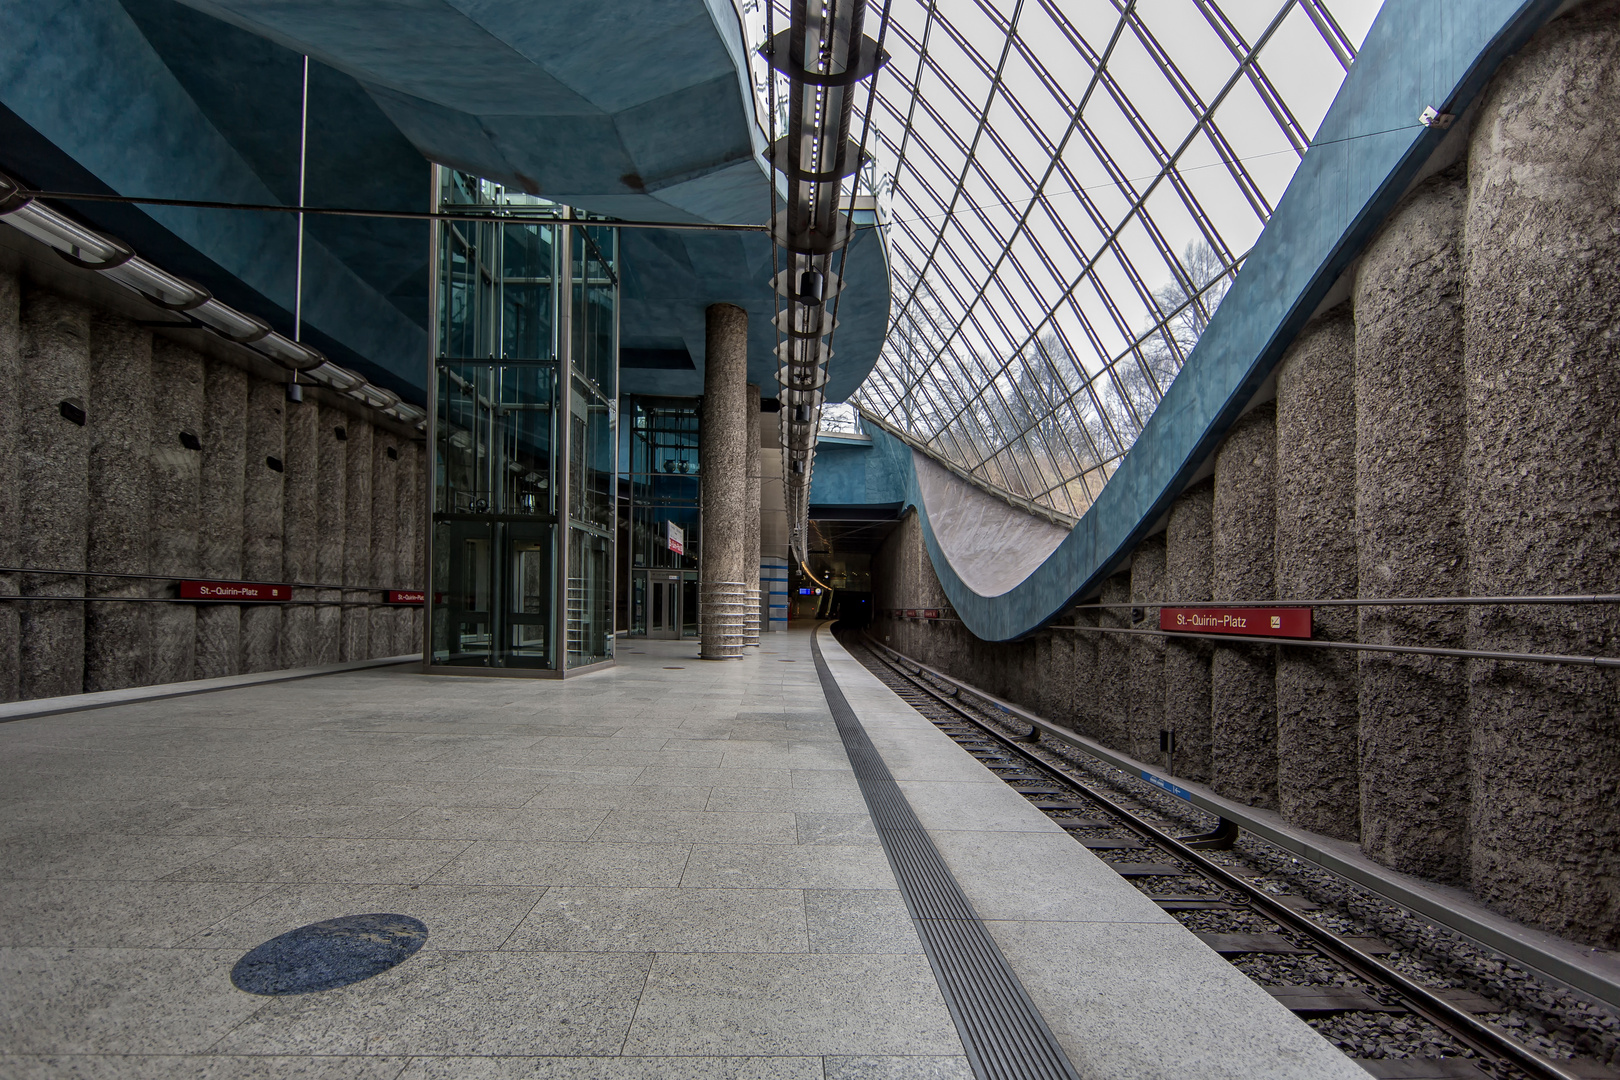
[180,580,290,602]
[387,591,426,605]
[1159,606,1312,640]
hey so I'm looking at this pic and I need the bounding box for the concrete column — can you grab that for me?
[314,407,347,664]
[341,418,373,660]
[148,341,204,685]
[19,290,90,700]
[282,396,319,669]
[698,303,748,660]
[85,315,153,692]
[1164,479,1214,781]
[1354,172,1470,883]
[370,434,398,657]
[1274,307,1359,841]
[1095,571,1131,752]
[196,362,246,679]
[1128,535,1167,766]
[745,383,762,646]
[1210,403,1278,809]
[1463,1,1620,946]
[240,377,285,673]
[0,270,20,701]
[393,441,420,655]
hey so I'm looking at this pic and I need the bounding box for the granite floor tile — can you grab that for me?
[0,880,278,948]
[183,882,544,952]
[0,947,267,1054]
[622,953,960,1056]
[346,780,551,808]
[590,810,798,844]
[681,845,897,890]
[526,784,713,811]
[160,838,470,885]
[1,834,241,882]
[804,889,923,955]
[631,766,793,789]
[795,811,880,846]
[212,950,652,1057]
[430,840,691,887]
[0,1055,411,1079]
[503,886,806,953]
[822,1059,975,1080]
[397,1057,823,1080]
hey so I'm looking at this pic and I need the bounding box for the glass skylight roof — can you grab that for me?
[751,0,1381,518]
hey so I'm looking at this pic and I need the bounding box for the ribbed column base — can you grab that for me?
[700,581,749,660]
[744,587,761,646]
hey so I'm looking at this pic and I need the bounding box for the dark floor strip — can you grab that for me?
[811,628,1081,1080]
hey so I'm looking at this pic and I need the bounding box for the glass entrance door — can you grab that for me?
[644,571,681,639]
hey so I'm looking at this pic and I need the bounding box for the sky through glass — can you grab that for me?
[748,0,1383,519]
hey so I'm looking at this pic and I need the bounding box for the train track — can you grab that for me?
[841,629,1606,1080]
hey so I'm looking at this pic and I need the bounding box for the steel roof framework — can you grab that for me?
[799,0,1376,518]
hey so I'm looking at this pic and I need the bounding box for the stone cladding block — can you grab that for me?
[314,405,348,665]
[1065,605,1100,740]
[19,290,90,699]
[1462,1,1620,947]
[1354,172,1470,883]
[1275,306,1360,841]
[1096,571,1132,753]
[241,377,285,673]
[148,341,203,685]
[341,418,373,661]
[370,432,398,657]
[1164,479,1214,781]
[745,383,761,646]
[1211,403,1278,809]
[196,362,246,679]
[0,270,19,701]
[85,315,153,691]
[393,442,421,656]
[699,303,748,660]
[1129,534,1168,766]
[282,396,320,669]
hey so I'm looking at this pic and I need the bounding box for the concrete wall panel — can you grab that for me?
[240,378,285,673]
[85,315,152,692]
[19,290,90,699]
[1274,308,1360,841]
[1128,535,1167,766]
[315,407,348,665]
[1211,403,1278,809]
[282,396,319,668]
[369,433,398,657]
[148,341,204,686]
[1164,479,1214,781]
[0,270,19,701]
[1463,1,1620,946]
[1355,172,1471,883]
[341,418,373,660]
[195,363,246,679]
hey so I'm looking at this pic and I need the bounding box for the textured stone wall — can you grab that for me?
[20,291,91,699]
[341,418,373,661]
[1355,172,1471,883]
[0,268,426,701]
[1128,536,1167,766]
[1274,307,1360,841]
[1462,0,1620,947]
[1164,479,1214,781]
[1211,404,1279,809]
[85,315,151,692]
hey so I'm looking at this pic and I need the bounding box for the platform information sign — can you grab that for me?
[1142,771,1192,802]
[387,590,425,605]
[666,522,684,555]
[1158,606,1311,639]
[180,580,290,602]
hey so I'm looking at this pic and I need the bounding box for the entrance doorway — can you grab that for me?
[637,570,696,638]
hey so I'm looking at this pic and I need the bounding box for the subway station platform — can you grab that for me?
[0,627,1362,1079]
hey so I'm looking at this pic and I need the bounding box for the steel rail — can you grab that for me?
[850,631,1590,1080]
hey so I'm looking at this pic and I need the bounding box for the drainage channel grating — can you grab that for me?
[811,630,1080,1080]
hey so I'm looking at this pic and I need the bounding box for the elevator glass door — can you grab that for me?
[431,520,555,668]
[645,572,681,639]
